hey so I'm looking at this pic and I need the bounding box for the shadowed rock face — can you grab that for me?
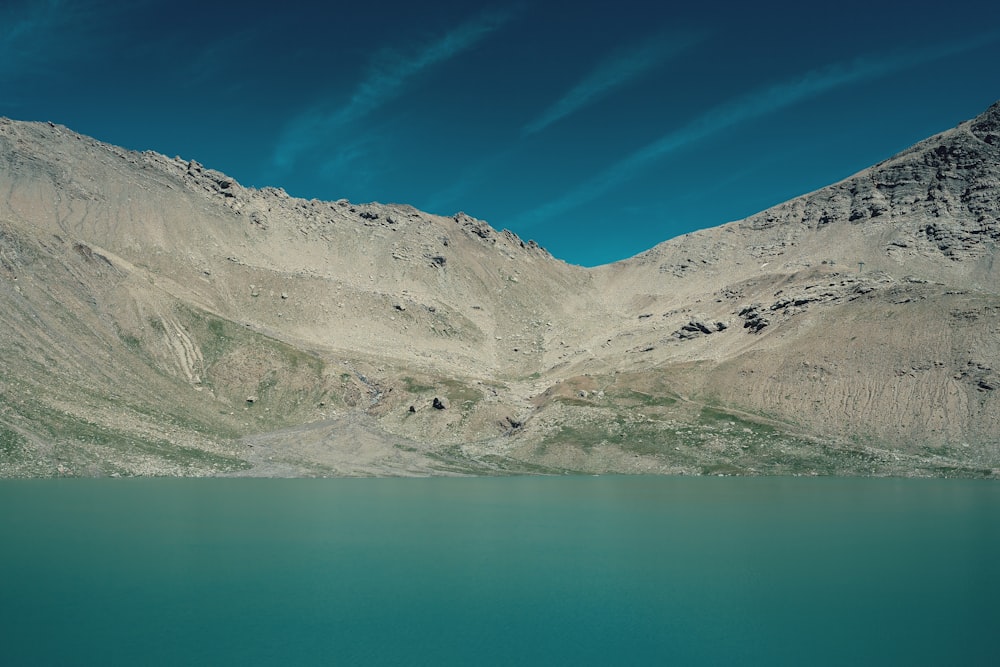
[1,104,998,479]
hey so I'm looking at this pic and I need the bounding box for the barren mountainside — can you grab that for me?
[1,102,998,478]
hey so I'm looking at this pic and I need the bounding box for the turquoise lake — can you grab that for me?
[1,476,997,665]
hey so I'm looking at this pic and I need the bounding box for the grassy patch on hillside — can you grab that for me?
[182,306,322,374]
[531,399,903,476]
[402,376,434,393]
[542,422,607,453]
[118,331,142,352]
[542,413,668,455]
[441,379,483,410]
[697,406,777,434]
[553,396,593,407]
[118,397,244,441]
[0,391,249,474]
[0,424,26,457]
[0,350,255,471]
[608,389,678,407]
[172,305,329,425]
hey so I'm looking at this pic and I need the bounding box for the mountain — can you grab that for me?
[1,103,997,478]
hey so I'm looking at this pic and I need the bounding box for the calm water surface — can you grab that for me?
[1,476,997,665]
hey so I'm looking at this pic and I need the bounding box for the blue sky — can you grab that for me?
[3,0,999,266]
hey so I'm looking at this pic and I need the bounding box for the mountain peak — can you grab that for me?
[970,99,1000,144]
[2,105,998,478]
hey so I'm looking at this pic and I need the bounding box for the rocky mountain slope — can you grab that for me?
[1,102,997,478]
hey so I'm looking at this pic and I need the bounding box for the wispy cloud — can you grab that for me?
[421,145,519,214]
[272,8,517,172]
[0,0,64,81]
[423,30,702,213]
[175,28,260,93]
[512,34,1000,229]
[523,30,702,136]
[316,132,386,190]
[1,0,134,99]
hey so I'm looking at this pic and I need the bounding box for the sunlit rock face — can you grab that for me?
[0,104,997,478]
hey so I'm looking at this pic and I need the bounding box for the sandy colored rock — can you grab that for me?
[0,103,997,478]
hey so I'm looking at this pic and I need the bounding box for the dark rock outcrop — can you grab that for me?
[738,306,769,333]
[672,319,728,340]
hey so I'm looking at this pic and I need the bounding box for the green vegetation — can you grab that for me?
[0,424,26,457]
[402,376,433,393]
[421,444,571,476]
[542,422,605,453]
[0,390,249,474]
[207,317,227,339]
[697,406,776,433]
[528,398,943,477]
[178,304,321,372]
[256,371,279,400]
[476,454,574,475]
[441,379,483,408]
[541,413,666,455]
[118,331,142,351]
[171,305,328,426]
[553,396,592,407]
[608,389,677,407]
[701,462,749,475]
